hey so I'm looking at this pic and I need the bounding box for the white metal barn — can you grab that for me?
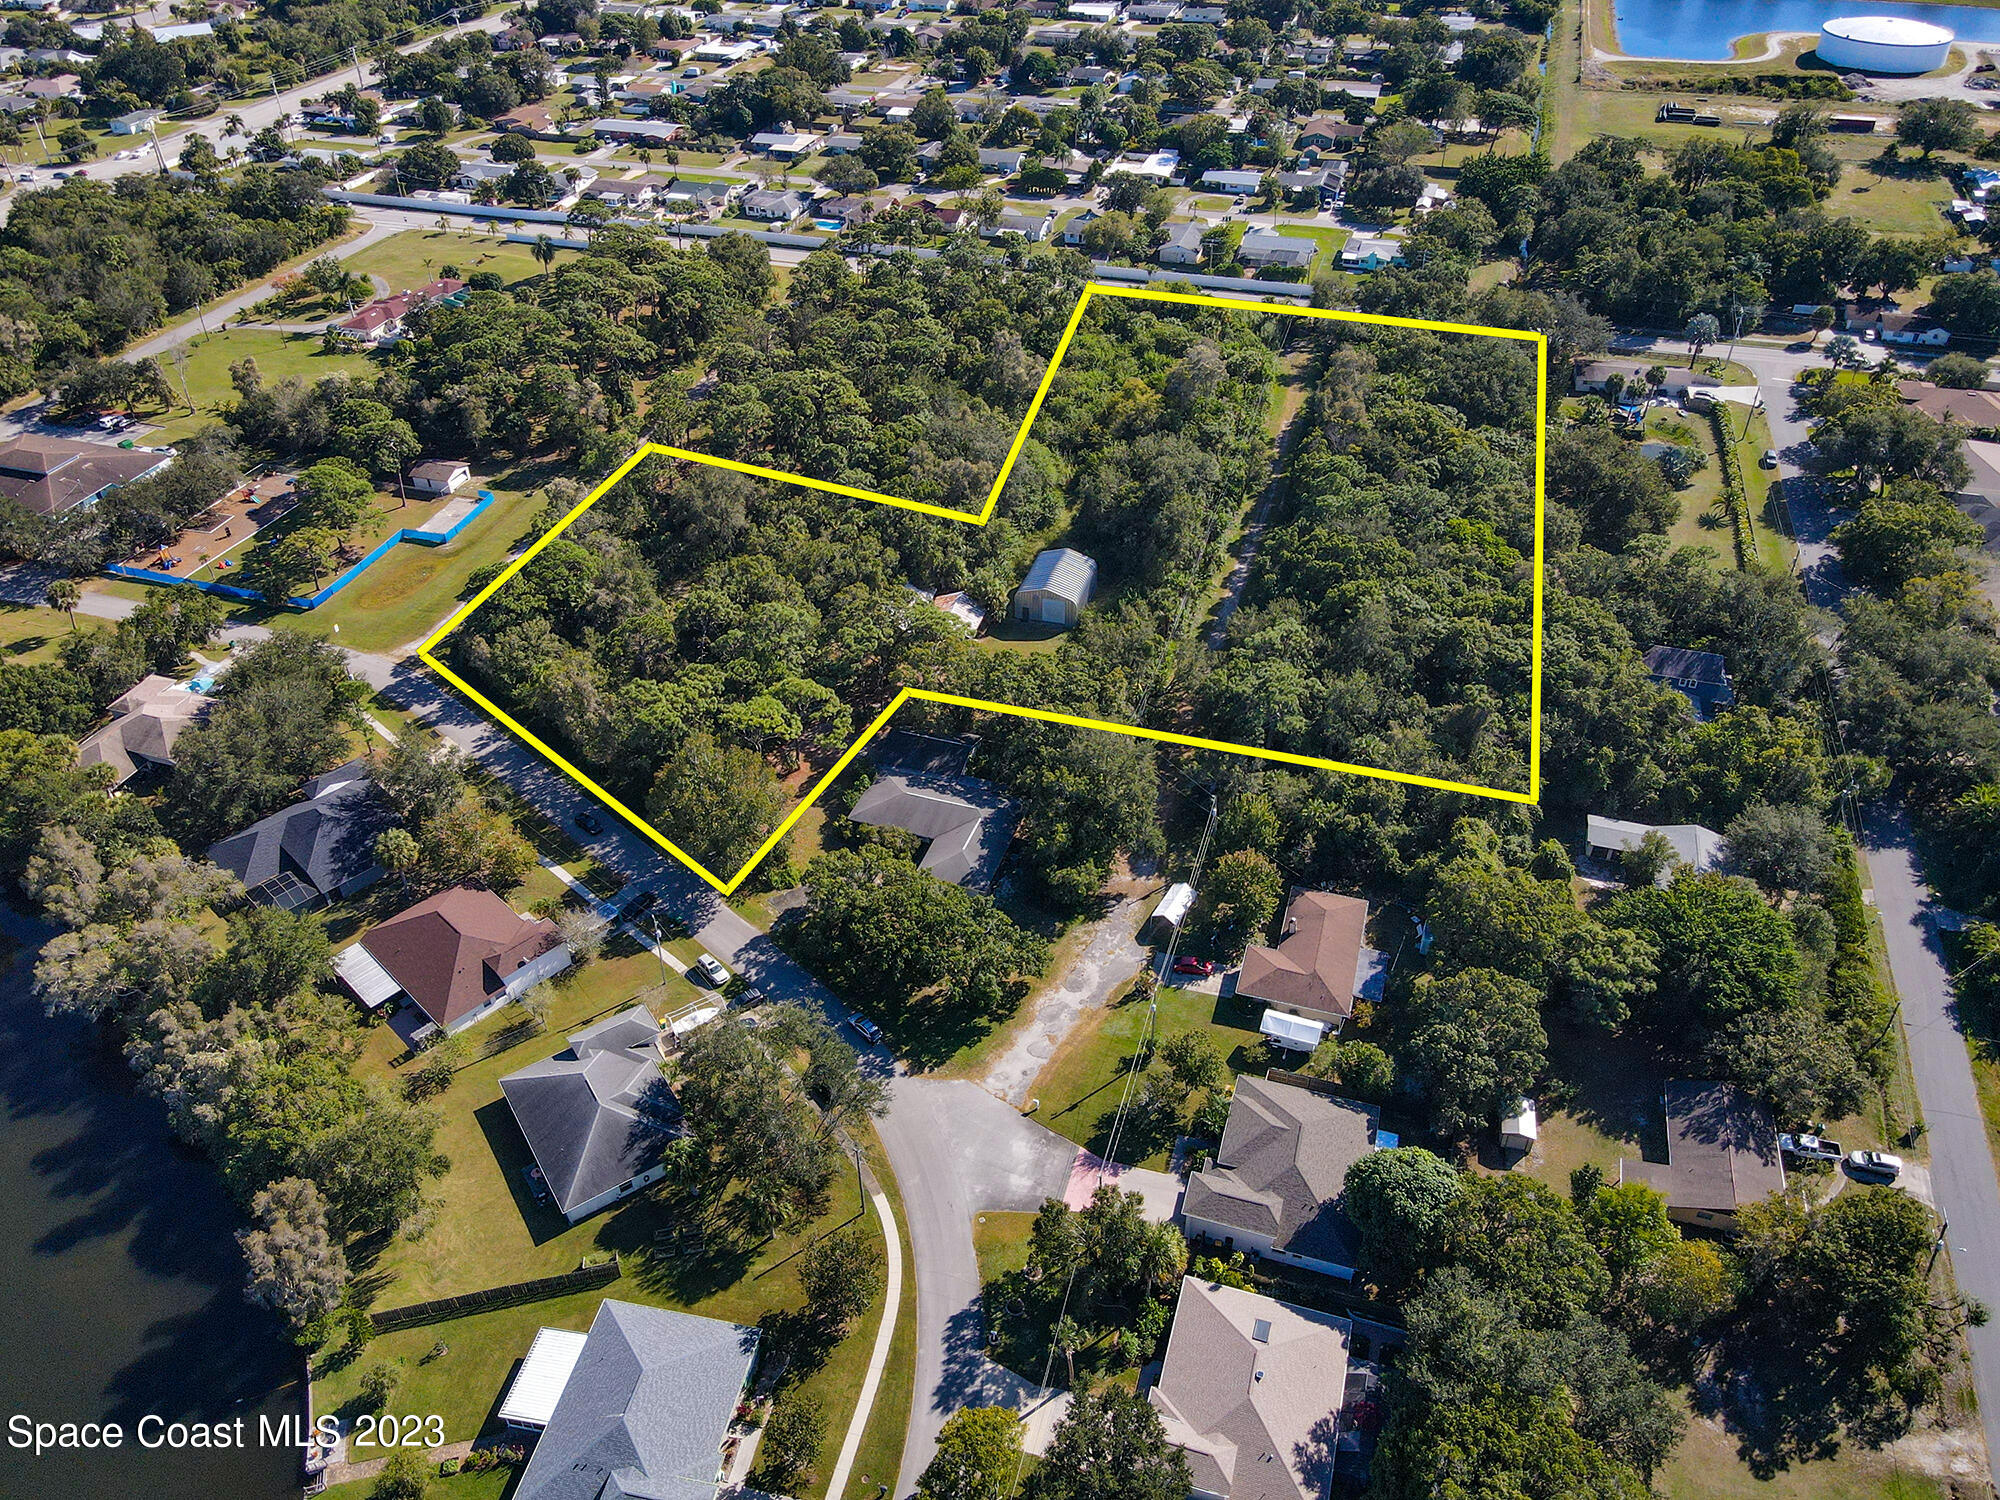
[1011,547,1097,627]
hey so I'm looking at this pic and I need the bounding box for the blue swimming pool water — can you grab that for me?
[1613,0,2000,60]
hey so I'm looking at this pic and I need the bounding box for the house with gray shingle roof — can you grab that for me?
[1011,546,1096,626]
[206,760,391,910]
[501,1005,676,1222]
[1149,1277,1350,1500]
[513,1298,759,1500]
[847,761,1019,889]
[1181,1075,1381,1280]
[1643,644,1736,720]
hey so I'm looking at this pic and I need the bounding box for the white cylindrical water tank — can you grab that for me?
[1816,15,1954,74]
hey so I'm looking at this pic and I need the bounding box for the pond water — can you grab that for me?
[1613,0,2000,60]
[0,915,299,1500]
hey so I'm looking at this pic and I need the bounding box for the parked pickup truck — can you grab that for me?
[1779,1132,1843,1162]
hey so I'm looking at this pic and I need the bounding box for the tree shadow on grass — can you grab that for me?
[1698,1330,1919,1480]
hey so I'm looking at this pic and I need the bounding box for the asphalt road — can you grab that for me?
[0,11,509,227]
[1864,814,2000,1469]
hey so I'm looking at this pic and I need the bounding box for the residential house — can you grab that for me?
[21,72,81,98]
[1617,1080,1786,1233]
[1898,379,2000,428]
[500,1006,675,1220]
[0,435,173,517]
[332,277,465,346]
[1296,116,1365,152]
[1128,0,1181,16]
[748,127,822,158]
[739,187,805,220]
[977,146,1027,172]
[1111,147,1180,181]
[340,885,570,1034]
[1201,167,1263,194]
[1337,235,1403,272]
[660,176,737,215]
[1181,1075,1382,1279]
[823,131,865,153]
[1571,360,1716,398]
[1011,546,1095,624]
[109,107,165,135]
[1182,4,1226,19]
[207,761,391,909]
[1236,889,1387,1047]
[819,193,875,227]
[1060,206,1100,244]
[1644,644,1736,719]
[1583,816,1725,880]
[407,459,471,495]
[990,211,1051,240]
[1068,0,1119,18]
[847,750,1019,889]
[1845,306,1951,347]
[74,675,208,785]
[694,36,760,61]
[582,174,664,211]
[147,19,213,40]
[589,117,684,145]
[1237,229,1314,269]
[454,160,515,192]
[512,1300,758,1500]
[1158,220,1207,265]
[1149,1277,1350,1500]
[493,102,563,137]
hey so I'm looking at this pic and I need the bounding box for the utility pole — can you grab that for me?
[147,120,169,175]
[648,911,669,989]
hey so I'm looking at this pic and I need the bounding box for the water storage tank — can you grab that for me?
[1816,15,1954,74]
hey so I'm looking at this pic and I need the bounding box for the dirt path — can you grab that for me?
[1206,349,1314,648]
[978,892,1152,1108]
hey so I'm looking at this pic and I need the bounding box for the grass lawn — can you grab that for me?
[1029,977,1270,1168]
[142,329,375,446]
[1650,408,1736,565]
[1266,222,1350,278]
[340,229,571,292]
[317,1463,517,1500]
[304,473,557,654]
[840,1128,918,1500]
[974,1210,1044,1382]
[1658,1403,1949,1500]
[0,602,105,665]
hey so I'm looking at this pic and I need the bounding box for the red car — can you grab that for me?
[1172,957,1218,976]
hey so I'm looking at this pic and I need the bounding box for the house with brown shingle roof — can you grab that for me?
[1149,1276,1350,1500]
[347,885,570,1033]
[1180,1075,1381,1280]
[1236,890,1386,1045]
[0,435,173,516]
[1617,1080,1786,1233]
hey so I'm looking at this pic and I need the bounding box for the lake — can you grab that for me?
[1613,0,2000,60]
[0,914,300,1500]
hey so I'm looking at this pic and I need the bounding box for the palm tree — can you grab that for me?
[44,577,80,630]
[224,112,246,138]
[532,234,558,274]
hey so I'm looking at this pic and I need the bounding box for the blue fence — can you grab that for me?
[104,490,496,611]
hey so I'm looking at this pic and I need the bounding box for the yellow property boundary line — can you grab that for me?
[418,285,1548,895]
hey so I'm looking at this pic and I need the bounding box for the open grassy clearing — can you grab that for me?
[1027,976,1268,1168]
[339,228,573,291]
[0,602,107,665]
[141,329,375,446]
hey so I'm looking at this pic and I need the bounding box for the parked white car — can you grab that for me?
[696,953,730,987]
[1845,1150,1904,1181]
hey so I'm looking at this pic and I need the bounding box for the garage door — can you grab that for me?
[1039,596,1069,626]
